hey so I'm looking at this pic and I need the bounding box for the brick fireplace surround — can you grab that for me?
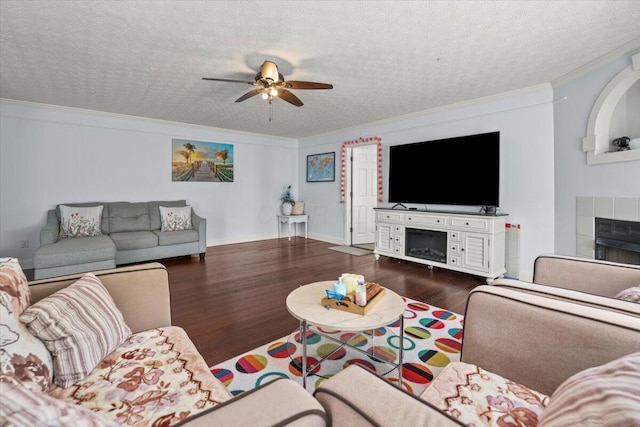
[577,197,640,263]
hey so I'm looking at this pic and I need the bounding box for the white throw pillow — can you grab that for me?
[615,286,640,303]
[19,273,131,388]
[159,205,192,231]
[59,205,104,238]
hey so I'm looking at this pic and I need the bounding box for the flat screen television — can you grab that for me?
[388,131,500,208]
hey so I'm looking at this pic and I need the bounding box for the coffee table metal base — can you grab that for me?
[299,314,404,389]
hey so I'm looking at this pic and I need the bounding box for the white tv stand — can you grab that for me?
[374,208,507,281]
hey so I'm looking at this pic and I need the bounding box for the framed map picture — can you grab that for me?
[172,139,234,182]
[307,152,335,182]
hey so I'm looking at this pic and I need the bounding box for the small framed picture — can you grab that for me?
[306,152,335,182]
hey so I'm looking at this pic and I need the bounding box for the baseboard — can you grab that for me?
[507,270,533,282]
[206,234,343,246]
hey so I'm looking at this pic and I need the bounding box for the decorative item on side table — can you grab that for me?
[292,201,305,215]
[281,184,295,216]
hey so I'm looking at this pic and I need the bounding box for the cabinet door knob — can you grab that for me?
[461,248,465,251]
[465,222,469,225]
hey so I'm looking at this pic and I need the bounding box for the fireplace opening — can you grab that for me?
[594,218,640,265]
[405,228,447,263]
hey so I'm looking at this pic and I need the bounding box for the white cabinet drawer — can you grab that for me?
[450,217,490,231]
[449,231,461,241]
[449,243,460,254]
[405,214,447,228]
[376,212,403,223]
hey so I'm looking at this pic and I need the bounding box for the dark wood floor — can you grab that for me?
[160,238,484,367]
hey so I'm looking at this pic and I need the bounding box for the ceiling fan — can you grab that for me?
[202,60,333,107]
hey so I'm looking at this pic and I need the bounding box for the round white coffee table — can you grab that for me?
[286,280,405,388]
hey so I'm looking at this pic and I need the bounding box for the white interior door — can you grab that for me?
[351,145,378,245]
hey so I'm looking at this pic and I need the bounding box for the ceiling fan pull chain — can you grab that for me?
[269,99,273,123]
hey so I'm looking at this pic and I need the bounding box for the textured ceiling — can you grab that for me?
[1,1,640,139]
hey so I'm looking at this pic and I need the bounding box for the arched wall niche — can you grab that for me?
[583,52,640,165]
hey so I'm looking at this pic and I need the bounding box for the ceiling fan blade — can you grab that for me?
[235,88,262,103]
[202,77,254,85]
[284,81,333,90]
[277,89,303,107]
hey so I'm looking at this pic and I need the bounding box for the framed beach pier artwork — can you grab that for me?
[307,152,335,182]
[172,139,234,182]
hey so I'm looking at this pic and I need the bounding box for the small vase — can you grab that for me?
[281,203,293,216]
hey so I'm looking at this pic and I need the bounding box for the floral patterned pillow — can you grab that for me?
[159,205,192,231]
[59,205,104,238]
[0,258,53,392]
[421,361,549,426]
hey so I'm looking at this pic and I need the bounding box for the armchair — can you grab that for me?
[315,261,640,426]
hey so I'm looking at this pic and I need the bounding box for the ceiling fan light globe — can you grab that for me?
[261,92,268,100]
[269,88,278,97]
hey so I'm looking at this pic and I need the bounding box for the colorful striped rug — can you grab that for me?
[210,297,464,396]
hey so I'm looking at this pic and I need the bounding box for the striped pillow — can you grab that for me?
[538,352,640,426]
[0,381,118,426]
[19,274,131,388]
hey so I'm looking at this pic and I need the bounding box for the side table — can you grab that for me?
[277,214,309,241]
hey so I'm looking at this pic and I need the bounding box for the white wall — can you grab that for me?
[0,102,298,266]
[9,51,636,279]
[553,50,640,257]
[299,85,556,279]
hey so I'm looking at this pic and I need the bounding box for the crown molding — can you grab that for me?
[0,98,298,145]
[551,38,640,88]
[299,83,552,143]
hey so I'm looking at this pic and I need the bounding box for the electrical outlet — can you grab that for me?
[21,240,29,248]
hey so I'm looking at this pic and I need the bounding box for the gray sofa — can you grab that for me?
[33,200,206,279]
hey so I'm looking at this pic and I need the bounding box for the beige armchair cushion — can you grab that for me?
[314,364,462,426]
[182,377,325,427]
